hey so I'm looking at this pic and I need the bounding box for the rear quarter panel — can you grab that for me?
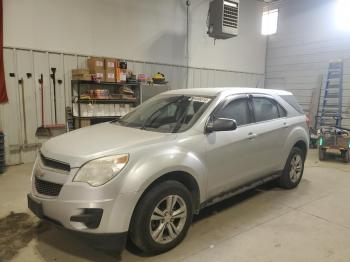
[280,115,309,169]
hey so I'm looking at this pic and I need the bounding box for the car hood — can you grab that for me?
[40,122,171,167]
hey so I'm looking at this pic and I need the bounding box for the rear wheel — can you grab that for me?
[279,147,305,189]
[129,180,193,255]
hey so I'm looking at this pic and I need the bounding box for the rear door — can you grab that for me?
[247,95,289,178]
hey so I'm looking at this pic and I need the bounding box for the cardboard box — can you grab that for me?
[72,68,91,81]
[72,74,91,81]
[88,57,104,71]
[72,68,89,75]
[104,69,115,82]
[104,58,116,70]
[75,119,90,128]
[91,69,104,81]
[81,119,91,127]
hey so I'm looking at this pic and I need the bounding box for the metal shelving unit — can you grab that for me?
[71,80,140,129]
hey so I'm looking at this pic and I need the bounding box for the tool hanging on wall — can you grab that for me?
[18,78,40,149]
[48,67,66,135]
[36,68,66,137]
[35,74,52,137]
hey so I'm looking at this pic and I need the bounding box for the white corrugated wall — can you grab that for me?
[1,47,264,165]
[265,0,350,128]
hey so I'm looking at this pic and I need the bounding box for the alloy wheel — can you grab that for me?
[289,154,303,183]
[149,195,187,244]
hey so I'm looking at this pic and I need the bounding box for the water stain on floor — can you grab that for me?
[0,212,50,261]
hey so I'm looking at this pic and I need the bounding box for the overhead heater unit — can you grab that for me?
[207,0,239,40]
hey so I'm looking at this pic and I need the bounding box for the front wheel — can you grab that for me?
[279,147,305,189]
[129,180,193,255]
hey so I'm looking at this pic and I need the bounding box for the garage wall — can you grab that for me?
[265,0,350,128]
[4,0,267,74]
[1,48,264,165]
[2,0,267,165]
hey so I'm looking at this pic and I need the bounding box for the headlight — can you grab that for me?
[73,154,129,186]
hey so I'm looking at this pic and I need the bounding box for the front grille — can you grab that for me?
[223,1,238,28]
[35,177,63,196]
[40,153,70,172]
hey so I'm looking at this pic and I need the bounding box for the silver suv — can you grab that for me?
[28,88,309,254]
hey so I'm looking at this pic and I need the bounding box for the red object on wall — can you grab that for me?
[0,0,8,103]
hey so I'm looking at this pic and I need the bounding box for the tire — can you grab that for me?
[319,148,326,161]
[129,180,193,255]
[279,147,305,189]
[342,150,350,163]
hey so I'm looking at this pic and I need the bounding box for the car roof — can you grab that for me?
[164,87,292,97]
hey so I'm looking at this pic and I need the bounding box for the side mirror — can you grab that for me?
[206,117,237,133]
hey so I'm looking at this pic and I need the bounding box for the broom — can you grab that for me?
[36,70,66,137]
[35,74,51,137]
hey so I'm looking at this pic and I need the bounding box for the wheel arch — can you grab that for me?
[293,140,308,159]
[133,171,201,215]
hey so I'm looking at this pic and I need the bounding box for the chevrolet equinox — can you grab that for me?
[28,88,309,254]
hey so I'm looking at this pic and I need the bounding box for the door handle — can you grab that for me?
[247,132,257,140]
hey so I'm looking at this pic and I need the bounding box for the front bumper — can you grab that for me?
[28,193,103,229]
[28,193,127,251]
[27,188,138,234]
[29,156,140,234]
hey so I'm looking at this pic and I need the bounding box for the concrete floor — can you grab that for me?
[1,149,350,261]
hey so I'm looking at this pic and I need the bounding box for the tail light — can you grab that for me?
[306,115,311,127]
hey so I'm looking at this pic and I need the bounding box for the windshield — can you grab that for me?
[115,95,213,133]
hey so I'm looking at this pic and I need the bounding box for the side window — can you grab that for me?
[215,98,251,126]
[277,103,287,117]
[253,97,279,122]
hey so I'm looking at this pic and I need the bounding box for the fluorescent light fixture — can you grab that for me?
[261,8,278,35]
[335,0,350,30]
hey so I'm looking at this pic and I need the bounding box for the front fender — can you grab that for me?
[108,146,206,232]
[120,146,206,201]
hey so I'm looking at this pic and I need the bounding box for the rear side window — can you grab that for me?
[277,103,287,117]
[280,95,304,114]
[253,97,279,122]
[216,98,251,126]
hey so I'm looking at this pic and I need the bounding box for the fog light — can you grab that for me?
[70,208,103,229]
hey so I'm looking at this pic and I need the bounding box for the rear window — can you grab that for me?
[280,95,304,114]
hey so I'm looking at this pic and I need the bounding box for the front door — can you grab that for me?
[205,95,260,199]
